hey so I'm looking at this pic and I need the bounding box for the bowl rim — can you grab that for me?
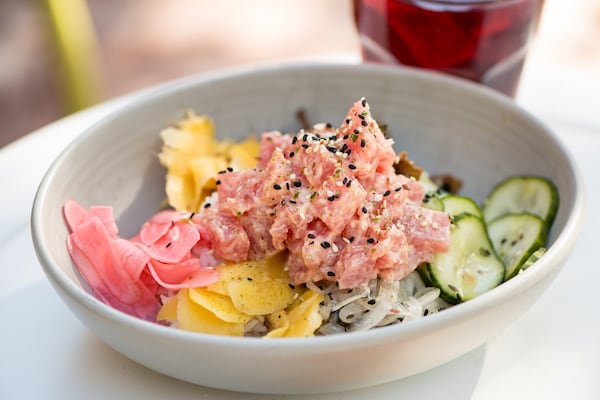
[31,62,587,351]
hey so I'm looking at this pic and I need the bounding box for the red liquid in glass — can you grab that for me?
[354,0,544,97]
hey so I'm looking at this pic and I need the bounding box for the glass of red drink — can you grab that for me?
[353,0,544,97]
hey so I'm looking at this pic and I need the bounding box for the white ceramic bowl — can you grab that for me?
[31,63,584,394]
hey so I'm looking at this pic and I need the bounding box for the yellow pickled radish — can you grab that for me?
[188,287,253,324]
[264,310,290,338]
[156,294,179,323]
[176,289,245,336]
[283,290,324,337]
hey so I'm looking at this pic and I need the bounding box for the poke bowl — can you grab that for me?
[31,63,584,394]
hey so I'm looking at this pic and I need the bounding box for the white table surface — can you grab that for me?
[1,58,599,400]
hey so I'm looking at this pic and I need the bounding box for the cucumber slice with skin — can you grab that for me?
[422,192,444,211]
[419,214,505,304]
[521,247,547,272]
[482,176,559,230]
[441,195,482,219]
[487,213,547,280]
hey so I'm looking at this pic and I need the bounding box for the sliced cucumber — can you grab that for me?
[441,194,482,219]
[422,192,444,211]
[521,247,547,272]
[482,176,559,230]
[419,214,505,304]
[487,213,547,280]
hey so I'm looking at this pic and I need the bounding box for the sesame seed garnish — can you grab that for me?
[165,242,172,248]
[383,190,391,197]
[348,163,357,170]
[308,233,316,239]
[247,277,253,281]
[327,271,336,277]
[218,170,226,174]
[273,183,282,190]
[321,241,331,249]
[346,180,352,187]
[353,129,360,134]
[292,136,298,144]
[361,120,368,126]
[348,236,355,243]
[395,187,402,192]
[302,134,308,141]
[326,122,333,129]
[367,299,376,305]
[216,180,221,185]
[286,182,290,190]
[360,139,366,148]
[289,151,295,158]
[361,98,367,107]
[302,144,309,149]
[293,180,302,188]
[203,203,211,208]
[227,167,233,172]
[362,206,368,214]
[288,283,295,289]
[367,237,375,244]
[358,114,365,120]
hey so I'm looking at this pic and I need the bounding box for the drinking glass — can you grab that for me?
[353,0,545,97]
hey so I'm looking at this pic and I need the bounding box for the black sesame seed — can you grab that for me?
[424,309,429,316]
[288,283,295,289]
[292,136,298,144]
[361,98,367,107]
[422,197,430,203]
[358,114,365,120]
[303,134,308,141]
[321,241,331,249]
[289,151,295,158]
[165,242,172,248]
[308,233,316,239]
[286,182,290,190]
[346,149,352,156]
[367,299,376,305]
[362,206,368,214]
[361,120,368,126]
[273,183,282,190]
[348,164,357,170]
[327,271,336,277]
[289,200,297,204]
[341,143,348,152]
[302,144,309,149]
[360,139,366,148]
[348,236,355,243]
[216,180,221,185]
[353,129,360,135]
[328,195,337,201]
[343,135,349,140]
[293,180,302,188]
[281,199,287,206]
[327,146,337,153]
[346,180,352,188]
[247,277,253,281]
[218,170,226,174]
[203,203,211,209]
[367,237,375,244]
[326,122,333,129]
[383,190,391,197]
[345,118,351,124]
[227,167,233,172]
[343,177,348,184]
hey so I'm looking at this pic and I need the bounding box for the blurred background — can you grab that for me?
[1,0,599,148]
